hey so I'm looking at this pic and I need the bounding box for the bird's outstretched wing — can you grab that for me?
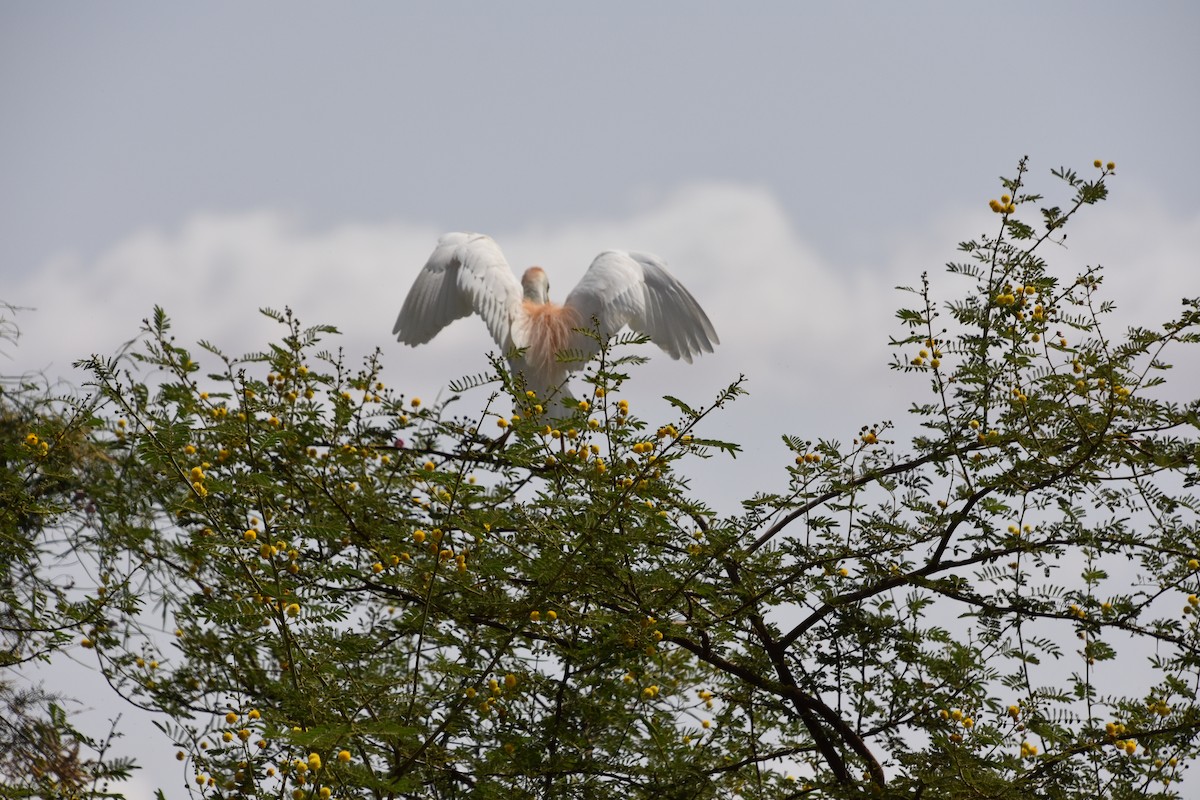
[564,251,719,362]
[393,232,524,352]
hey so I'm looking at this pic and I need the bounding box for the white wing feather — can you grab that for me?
[393,233,525,352]
[564,250,719,362]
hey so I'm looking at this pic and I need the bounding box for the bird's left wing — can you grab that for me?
[564,250,719,362]
[393,232,524,352]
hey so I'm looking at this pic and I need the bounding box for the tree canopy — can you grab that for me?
[3,159,1199,799]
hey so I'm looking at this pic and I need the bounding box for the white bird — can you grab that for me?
[393,232,719,397]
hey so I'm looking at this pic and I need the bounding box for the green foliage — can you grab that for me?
[0,680,135,800]
[0,305,138,798]
[4,160,1200,799]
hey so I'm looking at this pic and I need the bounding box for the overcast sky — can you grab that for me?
[3,4,1199,797]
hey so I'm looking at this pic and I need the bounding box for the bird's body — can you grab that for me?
[394,232,719,397]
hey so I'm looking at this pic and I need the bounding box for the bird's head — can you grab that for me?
[521,267,550,304]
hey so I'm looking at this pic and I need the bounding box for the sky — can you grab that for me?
[3,3,1199,797]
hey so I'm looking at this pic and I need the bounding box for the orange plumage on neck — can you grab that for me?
[522,300,580,379]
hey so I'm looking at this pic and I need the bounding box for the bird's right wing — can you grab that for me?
[565,250,719,362]
[393,232,524,352]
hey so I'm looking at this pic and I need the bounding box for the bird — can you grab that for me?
[393,232,719,398]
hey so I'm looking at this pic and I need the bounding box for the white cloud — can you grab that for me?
[5,184,865,386]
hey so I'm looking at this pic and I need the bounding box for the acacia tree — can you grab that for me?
[9,159,1200,799]
[0,305,135,799]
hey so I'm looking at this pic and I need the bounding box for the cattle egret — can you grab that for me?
[394,232,719,398]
